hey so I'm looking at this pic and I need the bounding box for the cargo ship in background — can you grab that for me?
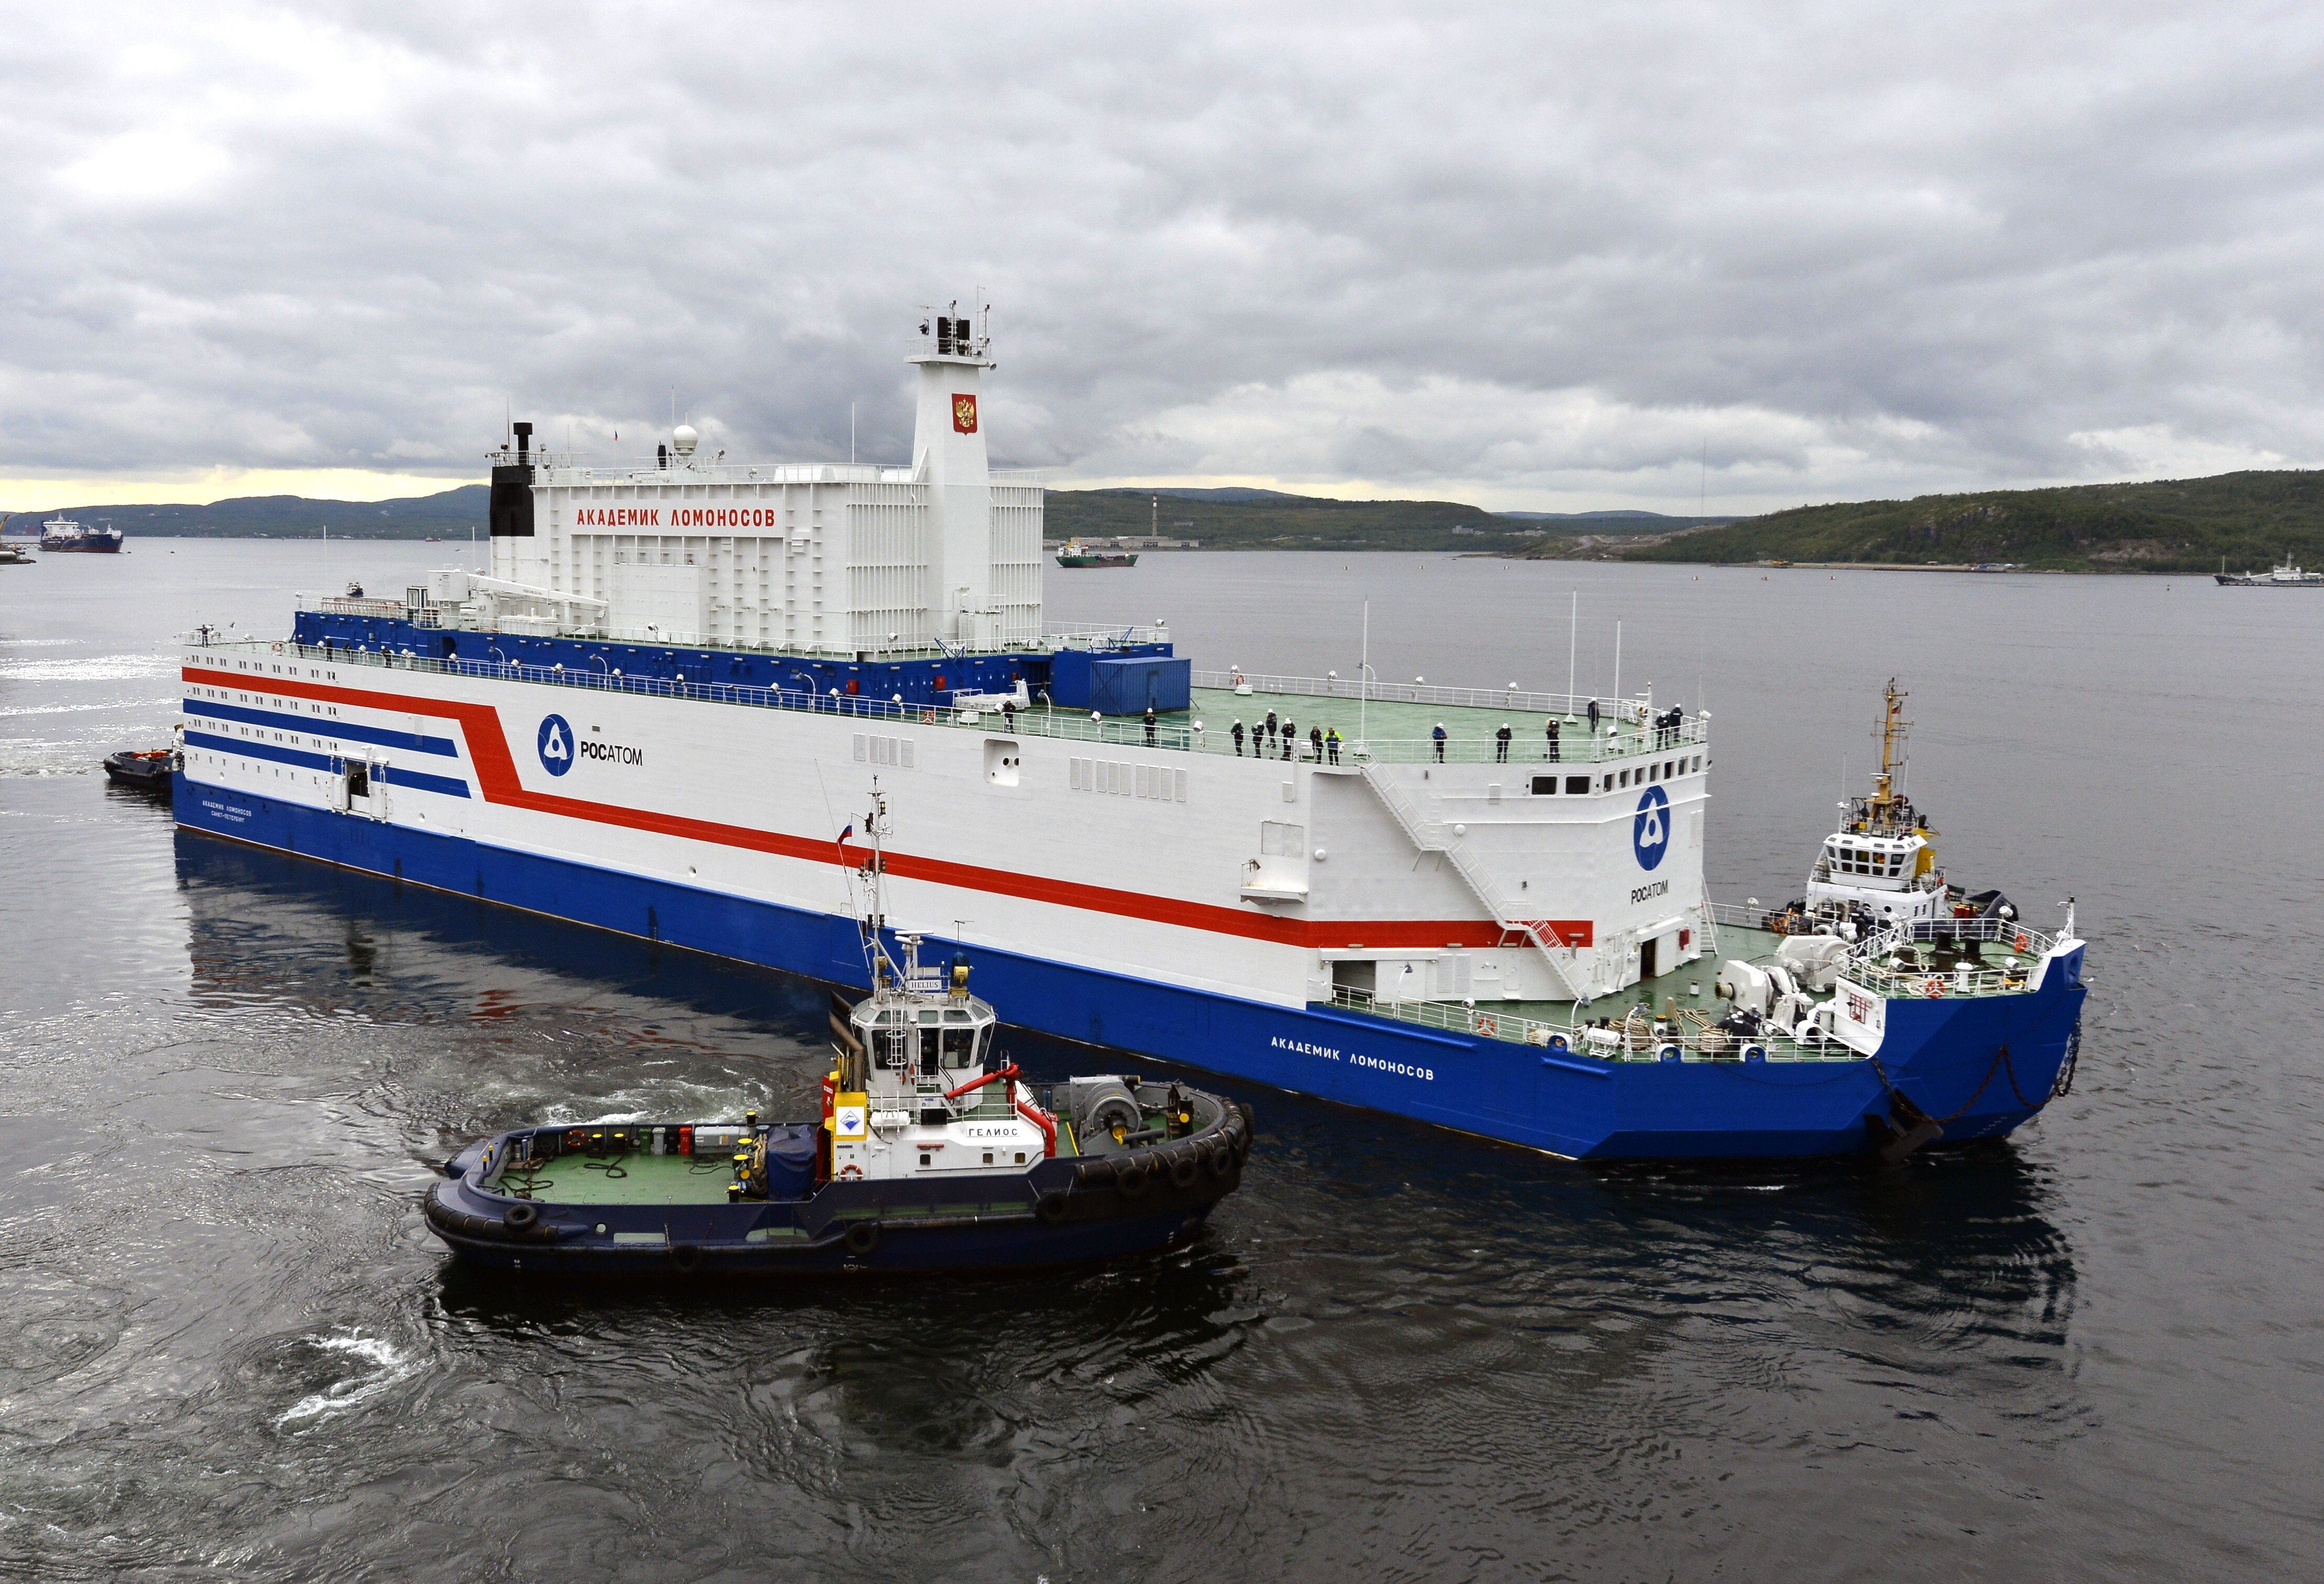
[2214,557,2323,587]
[1054,538,1138,568]
[169,306,2086,1160]
[39,515,123,553]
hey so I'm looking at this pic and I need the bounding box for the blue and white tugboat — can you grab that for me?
[424,785,1253,1275]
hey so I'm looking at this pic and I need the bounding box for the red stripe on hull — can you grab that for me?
[184,665,1593,951]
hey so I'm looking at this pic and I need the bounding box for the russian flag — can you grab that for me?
[836,822,854,846]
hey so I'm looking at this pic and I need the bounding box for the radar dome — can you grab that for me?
[672,424,699,456]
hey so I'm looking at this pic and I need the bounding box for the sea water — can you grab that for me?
[2,539,2320,1580]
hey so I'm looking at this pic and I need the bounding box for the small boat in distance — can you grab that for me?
[422,783,1252,1275]
[0,542,31,565]
[1055,537,1138,568]
[2215,557,2323,587]
[39,516,123,553]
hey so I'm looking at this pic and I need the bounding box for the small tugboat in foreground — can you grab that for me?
[424,784,1252,1274]
[103,747,178,791]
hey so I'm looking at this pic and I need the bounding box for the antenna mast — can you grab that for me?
[1870,679,1909,828]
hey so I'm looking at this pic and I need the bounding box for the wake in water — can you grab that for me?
[274,1332,425,1427]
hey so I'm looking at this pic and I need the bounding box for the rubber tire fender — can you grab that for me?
[1112,1159,1150,1199]
[1073,1158,1119,1191]
[1036,1190,1073,1226]
[668,1242,703,1274]
[1168,1152,1201,1190]
[503,1201,540,1230]
[843,1219,881,1257]
[1205,1138,1236,1180]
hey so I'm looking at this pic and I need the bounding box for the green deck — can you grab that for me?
[495,1152,741,1205]
[1186,687,1576,757]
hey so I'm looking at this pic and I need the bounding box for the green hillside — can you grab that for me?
[1046,487,1545,550]
[3,485,487,540]
[1601,470,2324,573]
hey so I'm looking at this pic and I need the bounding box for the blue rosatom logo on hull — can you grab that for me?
[1633,784,1670,871]
[537,714,575,777]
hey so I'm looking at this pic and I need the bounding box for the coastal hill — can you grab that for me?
[2,485,489,540]
[1567,469,2324,574]
[3,482,1727,551]
[1048,488,1726,550]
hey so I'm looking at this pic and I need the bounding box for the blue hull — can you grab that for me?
[174,777,2086,1160]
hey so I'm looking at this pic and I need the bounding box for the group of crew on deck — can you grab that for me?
[1230,712,1343,763]
[1210,700,1687,764]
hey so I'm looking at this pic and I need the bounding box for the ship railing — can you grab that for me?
[1841,917,2057,999]
[1702,901,2055,997]
[1323,988,1857,1063]
[245,640,1697,765]
[510,459,924,488]
[1195,669,1695,724]
[1044,622,1173,648]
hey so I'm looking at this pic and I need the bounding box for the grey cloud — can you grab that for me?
[4,0,2322,508]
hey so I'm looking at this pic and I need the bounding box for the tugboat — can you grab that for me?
[423,783,1253,1274]
[103,747,179,791]
[0,541,31,566]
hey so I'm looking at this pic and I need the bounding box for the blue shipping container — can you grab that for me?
[1088,656,1191,716]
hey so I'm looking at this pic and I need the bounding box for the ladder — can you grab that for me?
[1358,765,1594,1003]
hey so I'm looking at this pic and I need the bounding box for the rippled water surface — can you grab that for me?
[2,541,2319,1581]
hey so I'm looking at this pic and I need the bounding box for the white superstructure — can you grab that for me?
[477,307,1042,653]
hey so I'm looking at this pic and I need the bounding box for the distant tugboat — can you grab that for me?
[39,516,123,553]
[424,784,1252,1275]
[1054,537,1137,568]
[0,541,31,566]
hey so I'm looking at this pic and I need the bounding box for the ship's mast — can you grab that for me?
[1868,679,1909,832]
[856,782,899,986]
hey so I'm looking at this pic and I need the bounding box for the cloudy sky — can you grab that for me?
[5,1,2321,514]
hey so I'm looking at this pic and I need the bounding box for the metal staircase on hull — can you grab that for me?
[1357,765,1597,1002]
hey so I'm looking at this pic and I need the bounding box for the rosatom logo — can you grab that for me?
[536,713,575,777]
[1634,784,1670,871]
[952,393,978,434]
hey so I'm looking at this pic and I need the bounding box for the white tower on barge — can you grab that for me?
[468,305,1042,656]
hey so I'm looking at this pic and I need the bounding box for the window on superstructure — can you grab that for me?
[1565,776,1590,795]
[939,1028,977,1069]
